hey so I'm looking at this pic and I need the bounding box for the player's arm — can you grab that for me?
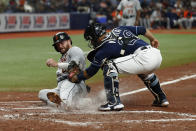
[46,58,69,69]
[68,47,86,70]
[126,26,159,48]
[135,0,142,26]
[68,59,101,83]
[144,29,159,48]
[116,10,121,20]
[69,48,108,83]
[135,10,141,26]
[116,2,122,20]
[78,63,100,80]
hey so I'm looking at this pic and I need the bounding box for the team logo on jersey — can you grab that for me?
[123,30,132,38]
[117,30,138,46]
[112,28,121,37]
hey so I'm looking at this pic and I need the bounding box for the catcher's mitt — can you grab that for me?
[67,61,81,83]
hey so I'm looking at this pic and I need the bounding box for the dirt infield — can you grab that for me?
[0,62,195,131]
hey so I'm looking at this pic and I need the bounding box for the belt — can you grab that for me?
[134,45,151,54]
[123,15,134,19]
[140,46,148,50]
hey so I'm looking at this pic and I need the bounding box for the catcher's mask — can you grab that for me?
[84,23,106,49]
[52,32,72,52]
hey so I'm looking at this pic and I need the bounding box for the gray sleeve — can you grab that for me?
[67,46,86,71]
[117,1,123,11]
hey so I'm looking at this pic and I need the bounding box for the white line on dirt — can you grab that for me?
[0,107,10,112]
[120,74,196,97]
[24,110,196,118]
[34,118,196,126]
[0,101,41,104]
[1,113,195,127]
[13,107,50,110]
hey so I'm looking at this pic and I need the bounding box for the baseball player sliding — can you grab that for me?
[69,23,169,111]
[38,32,90,108]
[116,0,141,26]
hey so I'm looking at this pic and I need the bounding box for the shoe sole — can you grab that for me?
[152,101,169,107]
[98,104,124,111]
[47,92,62,105]
[161,101,169,107]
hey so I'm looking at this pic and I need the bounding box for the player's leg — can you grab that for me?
[38,87,59,106]
[114,47,162,74]
[114,47,169,107]
[138,73,169,107]
[99,61,124,111]
[59,80,88,108]
[126,17,135,26]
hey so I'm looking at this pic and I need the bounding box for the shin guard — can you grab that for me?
[138,73,167,102]
[103,61,121,104]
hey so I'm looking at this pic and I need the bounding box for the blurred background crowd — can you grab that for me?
[0,0,196,29]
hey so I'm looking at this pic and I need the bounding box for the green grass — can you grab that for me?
[140,34,196,68]
[0,33,195,91]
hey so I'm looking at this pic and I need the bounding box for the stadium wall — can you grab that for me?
[0,13,90,33]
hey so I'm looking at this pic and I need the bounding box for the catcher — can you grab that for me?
[69,23,169,111]
[38,32,90,108]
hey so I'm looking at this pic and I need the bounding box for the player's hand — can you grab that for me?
[46,58,58,67]
[116,14,121,21]
[150,39,159,48]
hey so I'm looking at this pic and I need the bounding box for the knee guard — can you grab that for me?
[103,61,121,104]
[138,73,167,101]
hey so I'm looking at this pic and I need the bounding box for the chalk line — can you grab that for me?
[120,74,196,97]
[1,111,196,127]
[0,101,41,104]
[23,110,196,118]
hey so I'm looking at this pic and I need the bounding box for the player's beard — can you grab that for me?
[59,40,71,54]
[60,48,68,54]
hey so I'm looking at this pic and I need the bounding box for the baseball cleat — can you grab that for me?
[152,99,169,107]
[86,85,91,93]
[47,92,62,105]
[98,102,124,111]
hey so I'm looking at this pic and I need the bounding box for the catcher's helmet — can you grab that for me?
[52,32,72,52]
[84,23,106,49]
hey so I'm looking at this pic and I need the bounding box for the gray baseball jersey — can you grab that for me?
[117,0,141,26]
[56,46,86,82]
[38,46,87,108]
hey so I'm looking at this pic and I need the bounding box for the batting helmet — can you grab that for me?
[84,23,106,49]
[52,32,72,52]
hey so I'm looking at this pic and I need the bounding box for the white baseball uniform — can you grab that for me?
[38,46,88,107]
[114,45,162,75]
[117,0,141,26]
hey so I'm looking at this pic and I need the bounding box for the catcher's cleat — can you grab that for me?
[152,99,169,107]
[47,92,62,105]
[98,102,124,111]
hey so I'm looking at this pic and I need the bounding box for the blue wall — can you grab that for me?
[70,13,90,29]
